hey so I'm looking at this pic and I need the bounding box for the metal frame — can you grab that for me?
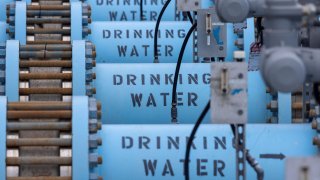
[0,96,6,180]
[72,40,86,95]
[15,1,26,45]
[72,96,89,180]
[71,2,83,40]
[5,40,19,101]
[235,124,246,180]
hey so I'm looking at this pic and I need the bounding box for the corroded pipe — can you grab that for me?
[7,138,72,147]
[20,61,72,68]
[7,122,72,131]
[20,73,72,80]
[19,88,73,95]
[7,111,72,119]
[6,157,72,165]
[7,177,72,180]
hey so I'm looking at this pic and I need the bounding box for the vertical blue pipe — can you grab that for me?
[6,40,19,101]
[72,96,89,180]
[71,2,83,40]
[72,40,86,95]
[15,2,26,45]
[278,92,292,123]
[0,96,6,180]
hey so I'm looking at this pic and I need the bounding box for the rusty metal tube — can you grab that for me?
[6,157,72,165]
[27,29,71,35]
[27,10,70,17]
[20,73,72,80]
[27,5,70,10]
[7,177,72,180]
[25,18,91,24]
[8,102,101,110]
[20,44,72,51]
[7,122,71,131]
[20,61,72,68]
[8,102,72,110]
[7,110,72,119]
[27,40,71,44]
[20,51,72,59]
[20,88,72,95]
[7,138,72,147]
[27,18,71,24]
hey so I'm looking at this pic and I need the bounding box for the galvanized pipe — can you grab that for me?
[19,51,72,59]
[7,177,72,180]
[7,122,72,131]
[20,88,72,95]
[7,138,72,147]
[20,61,72,68]
[7,110,72,119]
[20,73,72,80]
[6,157,72,165]
[27,29,71,35]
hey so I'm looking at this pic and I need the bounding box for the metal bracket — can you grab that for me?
[211,62,248,124]
[197,8,227,58]
[234,124,246,180]
[177,0,201,12]
[286,157,320,180]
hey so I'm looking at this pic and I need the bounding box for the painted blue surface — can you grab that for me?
[6,40,19,101]
[22,0,31,3]
[245,18,255,62]
[96,63,267,124]
[72,96,89,180]
[225,23,237,62]
[90,21,194,63]
[98,124,317,180]
[0,22,7,43]
[87,0,214,21]
[0,96,6,180]
[72,40,86,95]
[71,2,83,40]
[248,71,268,123]
[15,2,26,45]
[0,0,13,21]
[278,93,292,123]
